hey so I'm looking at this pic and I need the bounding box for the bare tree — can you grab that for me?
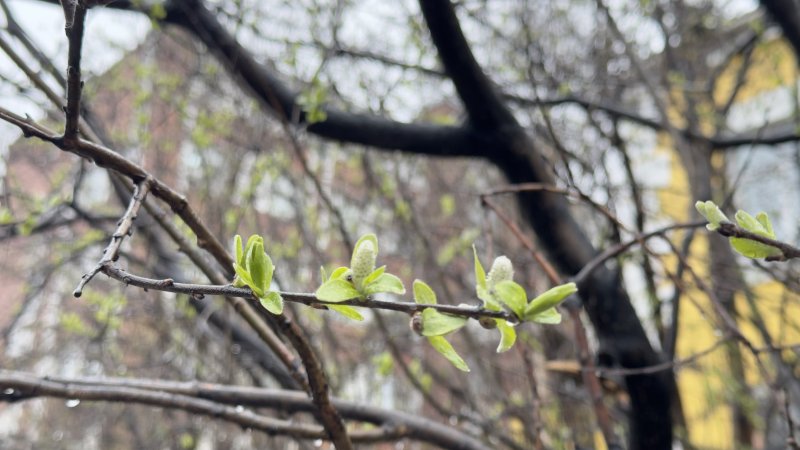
[1,1,800,449]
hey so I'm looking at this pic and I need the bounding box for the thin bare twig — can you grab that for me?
[74,177,152,296]
[572,221,706,286]
[479,196,560,284]
[566,307,621,449]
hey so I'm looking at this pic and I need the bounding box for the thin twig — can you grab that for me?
[0,106,233,275]
[572,221,705,286]
[99,264,515,322]
[482,182,629,233]
[480,196,560,284]
[786,389,800,450]
[716,222,800,261]
[74,177,152,296]
[566,307,621,449]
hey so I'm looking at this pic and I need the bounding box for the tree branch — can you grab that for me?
[61,0,86,141]
[418,0,515,128]
[74,177,152,296]
[0,371,400,445]
[715,222,800,261]
[98,264,515,322]
[162,0,487,157]
[0,370,491,450]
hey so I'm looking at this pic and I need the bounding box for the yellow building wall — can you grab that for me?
[657,37,800,449]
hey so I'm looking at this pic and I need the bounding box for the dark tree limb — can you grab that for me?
[417,2,672,448]
[162,0,488,158]
[761,0,800,60]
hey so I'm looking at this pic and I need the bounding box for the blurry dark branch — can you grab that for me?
[482,183,629,233]
[1,0,65,86]
[0,202,115,240]
[572,222,705,287]
[277,99,353,252]
[715,221,800,261]
[269,314,353,450]
[0,371,406,445]
[597,337,731,376]
[418,0,514,128]
[0,27,101,142]
[785,389,800,450]
[518,345,544,450]
[479,197,560,284]
[0,370,492,450]
[714,32,759,119]
[709,121,800,148]
[566,307,622,449]
[664,229,698,360]
[761,0,800,61]
[164,0,488,157]
[328,43,444,77]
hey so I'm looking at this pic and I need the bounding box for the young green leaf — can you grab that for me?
[472,245,487,292]
[494,280,527,318]
[244,234,262,260]
[327,305,364,321]
[421,308,468,336]
[730,237,782,259]
[234,234,244,266]
[316,279,361,302]
[730,210,781,259]
[495,319,516,353]
[259,291,284,315]
[363,265,387,286]
[329,266,350,280]
[735,210,768,235]
[234,263,261,296]
[695,200,729,231]
[413,279,437,305]
[363,273,406,296]
[427,335,470,372]
[755,212,775,236]
[528,307,562,324]
[248,241,269,294]
[525,282,577,318]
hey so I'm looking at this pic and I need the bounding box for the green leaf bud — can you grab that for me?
[695,200,729,231]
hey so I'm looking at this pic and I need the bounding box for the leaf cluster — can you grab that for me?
[695,200,783,259]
